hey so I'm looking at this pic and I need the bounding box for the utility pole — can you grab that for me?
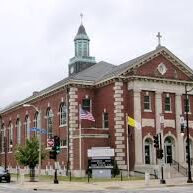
[185,85,193,183]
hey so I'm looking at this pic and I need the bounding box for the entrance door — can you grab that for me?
[165,145,172,164]
[145,145,150,164]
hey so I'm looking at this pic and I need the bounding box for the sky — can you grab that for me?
[0,0,193,108]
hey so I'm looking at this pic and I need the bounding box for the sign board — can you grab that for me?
[88,147,114,157]
[88,159,114,169]
[47,138,54,147]
[54,161,60,169]
[30,127,47,134]
[159,159,165,166]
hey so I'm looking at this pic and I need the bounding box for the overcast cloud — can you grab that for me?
[0,0,193,108]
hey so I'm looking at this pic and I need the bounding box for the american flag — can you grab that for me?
[80,108,95,122]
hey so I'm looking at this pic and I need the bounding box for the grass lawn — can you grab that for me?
[11,173,144,182]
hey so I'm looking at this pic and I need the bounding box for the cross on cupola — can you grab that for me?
[156,32,162,49]
[80,13,83,24]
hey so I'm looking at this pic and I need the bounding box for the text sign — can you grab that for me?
[88,159,114,169]
[88,148,114,157]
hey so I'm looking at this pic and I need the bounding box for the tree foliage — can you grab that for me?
[15,137,47,168]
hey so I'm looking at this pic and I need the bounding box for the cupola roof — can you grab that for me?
[74,24,90,41]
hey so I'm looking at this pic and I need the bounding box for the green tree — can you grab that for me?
[15,137,47,181]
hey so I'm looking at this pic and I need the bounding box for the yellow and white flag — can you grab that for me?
[128,116,141,130]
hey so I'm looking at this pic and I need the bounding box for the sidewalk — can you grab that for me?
[12,177,193,191]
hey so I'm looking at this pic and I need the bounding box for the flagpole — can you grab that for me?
[79,104,82,175]
[126,113,130,177]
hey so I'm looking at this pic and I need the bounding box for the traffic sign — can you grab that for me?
[47,138,54,147]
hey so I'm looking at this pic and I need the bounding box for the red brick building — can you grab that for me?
[1,24,193,177]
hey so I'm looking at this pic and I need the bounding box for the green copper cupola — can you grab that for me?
[74,24,90,57]
[69,14,96,76]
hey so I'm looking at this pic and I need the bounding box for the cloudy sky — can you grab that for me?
[0,0,193,108]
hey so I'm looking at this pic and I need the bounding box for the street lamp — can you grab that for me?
[184,85,193,183]
[23,104,42,178]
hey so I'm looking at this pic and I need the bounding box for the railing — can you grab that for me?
[170,159,187,176]
[134,170,158,179]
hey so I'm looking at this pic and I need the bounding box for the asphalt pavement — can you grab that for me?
[9,176,193,191]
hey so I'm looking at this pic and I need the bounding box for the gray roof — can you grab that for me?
[71,61,115,82]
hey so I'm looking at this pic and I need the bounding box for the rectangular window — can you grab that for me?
[144,95,151,110]
[47,117,53,139]
[0,129,5,153]
[60,104,67,126]
[165,96,171,111]
[103,112,109,128]
[16,120,21,144]
[82,99,90,112]
[60,139,67,147]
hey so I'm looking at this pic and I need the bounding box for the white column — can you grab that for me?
[175,93,184,163]
[155,91,162,133]
[114,82,127,170]
[134,90,143,165]
[155,91,164,167]
[68,87,78,173]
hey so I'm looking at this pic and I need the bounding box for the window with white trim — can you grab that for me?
[103,112,109,128]
[82,98,91,112]
[34,112,39,136]
[24,115,30,140]
[1,124,5,153]
[165,94,171,112]
[60,139,67,147]
[8,122,13,152]
[47,108,53,139]
[144,94,151,111]
[59,103,67,126]
[16,118,21,144]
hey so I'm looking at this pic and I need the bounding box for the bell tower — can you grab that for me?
[68,14,96,76]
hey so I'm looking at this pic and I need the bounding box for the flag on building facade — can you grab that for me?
[128,116,141,130]
[80,108,95,122]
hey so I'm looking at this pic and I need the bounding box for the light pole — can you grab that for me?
[184,85,193,183]
[23,104,42,178]
[4,136,7,171]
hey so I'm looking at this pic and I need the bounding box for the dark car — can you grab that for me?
[0,166,11,183]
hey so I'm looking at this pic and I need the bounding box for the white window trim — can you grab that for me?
[165,95,171,112]
[144,95,151,111]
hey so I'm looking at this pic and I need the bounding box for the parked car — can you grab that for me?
[0,167,11,183]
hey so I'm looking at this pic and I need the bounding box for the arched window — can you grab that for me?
[16,118,21,144]
[25,115,30,140]
[144,138,153,164]
[34,111,39,136]
[46,108,53,139]
[1,124,5,153]
[59,103,67,126]
[164,136,175,164]
[8,122,13,152]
